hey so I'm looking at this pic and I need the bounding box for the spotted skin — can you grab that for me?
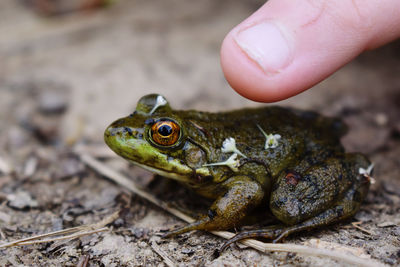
[104,94,372,250]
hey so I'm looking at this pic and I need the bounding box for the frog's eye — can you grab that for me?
[151,120,180,146]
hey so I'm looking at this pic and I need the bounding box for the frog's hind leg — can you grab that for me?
[219,197,355,252]
[219,153,371,252]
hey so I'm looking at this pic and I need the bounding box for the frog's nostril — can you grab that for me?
[123,127,133,136]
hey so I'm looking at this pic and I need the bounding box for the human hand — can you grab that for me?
[221,0,400,102]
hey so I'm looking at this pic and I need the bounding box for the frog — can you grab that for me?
[104,94,373,250]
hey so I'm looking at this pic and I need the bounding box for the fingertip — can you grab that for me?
[220,26,311,103]
[220,36,278,102]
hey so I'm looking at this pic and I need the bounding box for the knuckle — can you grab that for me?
[327,0,374,33]
[305,0,374,35]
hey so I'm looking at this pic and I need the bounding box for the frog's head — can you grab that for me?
[104,94,212,185]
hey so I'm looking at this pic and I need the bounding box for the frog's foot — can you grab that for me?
[219,203,350,253]
[219,226,284,252]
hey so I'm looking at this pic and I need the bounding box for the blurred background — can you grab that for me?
[0,0,399,265]
[1,0,399,147]
[2,0,264,145]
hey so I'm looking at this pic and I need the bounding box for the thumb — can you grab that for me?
[221,0,400,102]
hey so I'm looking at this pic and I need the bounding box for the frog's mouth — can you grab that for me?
[128,160,211,182]
[129,160,188,180]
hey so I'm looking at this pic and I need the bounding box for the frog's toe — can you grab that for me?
[219,228,282,252]
[162,217,212,238]
[272,229,290,243]
[161,229,179,239]
[161,225,191,238]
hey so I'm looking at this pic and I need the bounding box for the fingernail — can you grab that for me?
[234,21,293,74]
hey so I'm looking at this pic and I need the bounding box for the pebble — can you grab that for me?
[7,190,39,209]
[181,248,194,255]
[374,113,388,126]
[38,90,68,114]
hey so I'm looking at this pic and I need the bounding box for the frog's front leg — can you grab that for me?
[163,176,264,237]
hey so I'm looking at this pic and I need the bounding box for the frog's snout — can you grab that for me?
[105,125,143,140]
[104,125,121,148]
[104,120,145,154]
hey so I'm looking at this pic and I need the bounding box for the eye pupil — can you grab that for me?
[158,125,172,136]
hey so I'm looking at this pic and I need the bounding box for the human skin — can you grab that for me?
[220,0,400,102]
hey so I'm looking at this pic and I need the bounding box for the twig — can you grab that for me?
[0,210,119,249]
[1,228,108,248]
[79,153,384,267]
[77,255,90,267]
[352,221,375,235]
[151,242,177,267]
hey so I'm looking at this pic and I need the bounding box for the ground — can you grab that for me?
[0,0,399,266]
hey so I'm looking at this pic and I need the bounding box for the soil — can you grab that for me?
[0,0,399,266]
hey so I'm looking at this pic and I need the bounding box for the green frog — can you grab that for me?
[104,94,373,249]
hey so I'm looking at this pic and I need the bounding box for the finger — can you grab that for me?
[220,0,400,102]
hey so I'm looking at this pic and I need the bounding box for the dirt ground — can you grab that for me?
[0,0,399,266]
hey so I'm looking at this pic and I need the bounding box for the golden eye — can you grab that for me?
[151,120,180,146]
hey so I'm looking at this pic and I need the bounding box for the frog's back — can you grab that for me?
[178,106,347,143]
[174,106,347,182]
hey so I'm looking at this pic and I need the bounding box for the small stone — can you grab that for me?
[23,156,38,177]
[374,113,388,126]
[38,90,68,114]
[7,190,39,209]
[181,248,194,255]
[0,157,13,175]
[113,218,125,227]
[131,227,147,239]
[138,241,147,248]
